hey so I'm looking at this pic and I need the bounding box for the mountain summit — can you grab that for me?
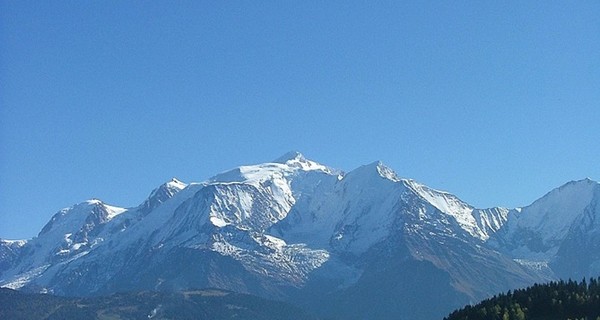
[1,153,598,319]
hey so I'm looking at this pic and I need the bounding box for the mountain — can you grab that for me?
[1,152,599,319]
[0,287,317,320]
[488,178,600,279]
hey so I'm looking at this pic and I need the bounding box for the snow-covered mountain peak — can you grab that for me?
[210,154,334,186]
[514,178,598,235]
[522,178,598,217]
[497,178,600,259]
[272,151,333,173]
[152,178,187,195]
[84,199,103,206]
[556,178,597,192]
[210,164,292,185]
[39,200,104,237]
[344,161,402,184]
[140,178,188,213]
[273,151,306,163]
[39,200,126,236]
[374,161,401,182]
[166,177,187,190]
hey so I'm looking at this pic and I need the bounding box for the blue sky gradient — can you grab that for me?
[1,1,599,239]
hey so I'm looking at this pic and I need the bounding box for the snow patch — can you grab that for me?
[104,204,127,220]
[0,239,28,247]
[210,216,228,227]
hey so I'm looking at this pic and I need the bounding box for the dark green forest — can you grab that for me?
[0,287,317,320]
[445,278,600,320]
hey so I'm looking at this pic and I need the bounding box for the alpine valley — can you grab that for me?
[2,152,600,319]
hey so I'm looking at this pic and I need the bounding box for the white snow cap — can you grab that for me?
[344,160,402,183]
[272,151,306,163]
[514,178,599,240]
[165,177,187,190]
[272,151,334,173]
[374,161,401,182]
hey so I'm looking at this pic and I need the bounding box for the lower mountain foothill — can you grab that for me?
[0,287,317,320]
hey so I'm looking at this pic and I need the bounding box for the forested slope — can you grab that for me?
[446,278,600,320]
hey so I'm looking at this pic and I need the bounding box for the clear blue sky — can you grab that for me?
[1,1,599,239]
